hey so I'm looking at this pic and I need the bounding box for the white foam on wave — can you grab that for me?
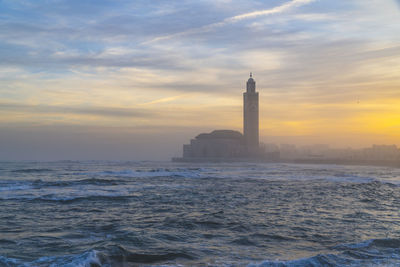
[2,163,399,202]
[0,250,108,267]
[0,255,20,265]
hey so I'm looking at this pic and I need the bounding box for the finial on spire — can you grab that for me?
[250,72,252,78]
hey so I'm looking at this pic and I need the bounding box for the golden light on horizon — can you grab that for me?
[1,0,400,159]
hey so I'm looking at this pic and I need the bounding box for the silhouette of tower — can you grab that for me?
[243,73,259,150]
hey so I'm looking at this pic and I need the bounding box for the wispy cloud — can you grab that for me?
[141,95,184,105]
[0,102,155,118]
[146,0,316,44]
[226,0,315,22]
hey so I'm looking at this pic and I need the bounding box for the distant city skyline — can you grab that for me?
[1,0,400,160]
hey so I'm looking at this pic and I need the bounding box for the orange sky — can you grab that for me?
[1,0,400,159]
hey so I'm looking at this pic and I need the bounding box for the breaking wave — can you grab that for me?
[2,239,400,266]
[250,238,400,267]
[2,161,400,266]
[0,250,106,267]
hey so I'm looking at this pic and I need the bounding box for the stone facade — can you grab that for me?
[182,130,245,158]
[174,74,267,162]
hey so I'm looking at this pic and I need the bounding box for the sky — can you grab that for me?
[1,0,400,160]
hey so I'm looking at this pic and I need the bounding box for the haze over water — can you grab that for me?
[1,1,400,266]
[1,0,400,160]
[1,161,400,266]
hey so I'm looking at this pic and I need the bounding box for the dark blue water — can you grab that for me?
[1,161,400,266]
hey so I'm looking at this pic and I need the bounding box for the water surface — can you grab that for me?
[1,161,400,266]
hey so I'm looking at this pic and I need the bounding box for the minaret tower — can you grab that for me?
[243,73,259,150]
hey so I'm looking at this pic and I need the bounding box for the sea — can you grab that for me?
[1,161,400,267]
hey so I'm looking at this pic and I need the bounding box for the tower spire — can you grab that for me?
[243,74,259,151]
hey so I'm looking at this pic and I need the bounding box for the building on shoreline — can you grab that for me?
[172,75,400,166]
[173,74,277,162]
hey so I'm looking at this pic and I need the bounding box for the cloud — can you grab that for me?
[141,95,184,105]
[0,46,194,71]
[1,0,400,160]
[146,0,316,43]
[0,102,155,118]
[227,0,315,22]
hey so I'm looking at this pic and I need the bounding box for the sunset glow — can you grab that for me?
[1,0,400,160]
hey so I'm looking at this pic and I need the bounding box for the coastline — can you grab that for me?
[172,157,400,168]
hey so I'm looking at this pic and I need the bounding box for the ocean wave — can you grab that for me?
[250,238,400,267]
[2,239,400,266]
[249,254,400,267]
[0,178,125,193]
[31,178,125,187]
[334,238,400,250]
[0,193,131,202]
[0,247,195,266]
[1,255,190,267]
[35,194,131,203]
[106,245,196,264]
[0,250,108,267]
[0,183,32,192]
[94,168,202,178]
[11,168,53,173]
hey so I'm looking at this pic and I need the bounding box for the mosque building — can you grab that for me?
[173,74,276,162]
